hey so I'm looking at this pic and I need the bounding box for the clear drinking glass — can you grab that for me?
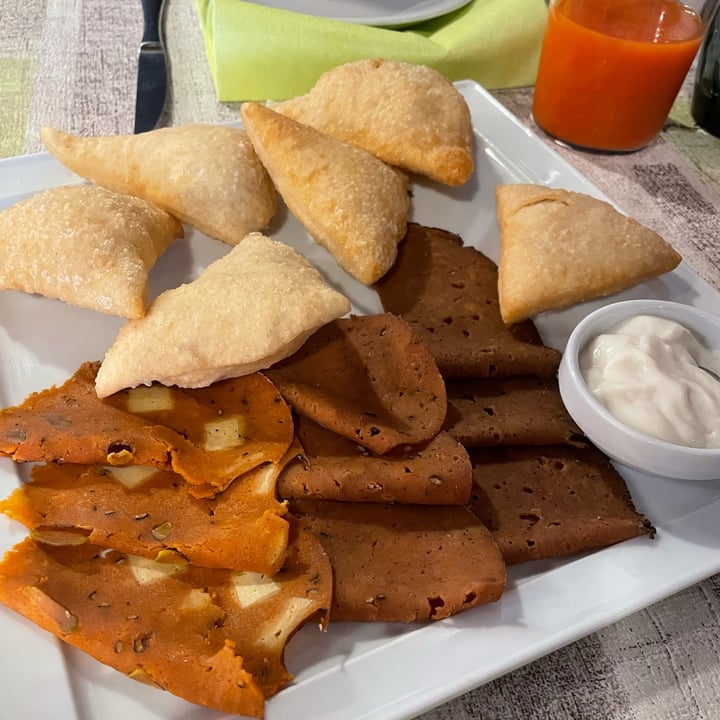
[532,0,720,152]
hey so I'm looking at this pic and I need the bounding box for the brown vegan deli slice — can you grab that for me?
[278,415,471,504]
[444,376,585,448]
[292,500,506,622]
[265,314,447,454]
[467,445,655,565]
[0,538,264,716]
[211,523,333,697]
[374,224,561,378]
[0,524,332,715]
[1,460,290,574]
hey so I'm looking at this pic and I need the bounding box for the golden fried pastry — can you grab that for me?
[495,184,682,323]
[266,314,447,454]
[0,185,181,318]
[95,233,351,397]
[41,125,277,245]
[273,59,474,186]
[241,102,409,285]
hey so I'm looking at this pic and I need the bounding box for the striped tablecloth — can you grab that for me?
[1,1,720,719]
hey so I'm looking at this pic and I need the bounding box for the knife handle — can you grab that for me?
[140,0,163,44]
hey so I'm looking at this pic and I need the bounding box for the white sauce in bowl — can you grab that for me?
[580,315,720,448]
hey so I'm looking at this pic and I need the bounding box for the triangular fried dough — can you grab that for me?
[95,233,351,397]
[1,460,289,574]
[0,522,331,714]
[0,185,181,318]
[266,314,447,454]
[375,224,561,378]
[41,125,277,246]
[444,376,584,448]
[278,415,471,505]
[292,500,505,622]
[240,102,409,285]
[496,184,682,323]
[103,372,295,497]
[467,444,655,564]
[273,59,474,186]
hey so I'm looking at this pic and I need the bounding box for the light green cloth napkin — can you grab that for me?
[195,0,548,101]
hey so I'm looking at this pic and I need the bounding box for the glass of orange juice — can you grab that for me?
[532,0,720,152]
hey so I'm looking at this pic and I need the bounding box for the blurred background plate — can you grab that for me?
[248,0,473,26]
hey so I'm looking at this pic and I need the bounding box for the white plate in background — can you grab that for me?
[1,81,720,720]
[248,0,472,26]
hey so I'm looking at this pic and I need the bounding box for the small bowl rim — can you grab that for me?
[561,298,720,459]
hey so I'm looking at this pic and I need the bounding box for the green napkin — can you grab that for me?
[195,0,548,101]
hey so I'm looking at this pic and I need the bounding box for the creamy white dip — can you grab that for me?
[580,315,720,448]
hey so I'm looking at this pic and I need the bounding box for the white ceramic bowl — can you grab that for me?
[558,299,720,481]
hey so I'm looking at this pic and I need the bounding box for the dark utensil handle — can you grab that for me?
[141,0,163,44]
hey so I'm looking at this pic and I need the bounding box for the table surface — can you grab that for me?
[2,1,720,719]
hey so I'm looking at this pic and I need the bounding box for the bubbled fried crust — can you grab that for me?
[241,102,409,285]
[274,59,474,186]
[495,184,681,323]
[41,125,277,246]
[0,184,181,318]
[292,500,505,622]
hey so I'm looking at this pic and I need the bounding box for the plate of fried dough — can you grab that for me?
[0,59,719,720]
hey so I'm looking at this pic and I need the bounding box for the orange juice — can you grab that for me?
[532,0,704,151]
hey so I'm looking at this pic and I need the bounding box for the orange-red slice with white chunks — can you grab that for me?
[0,520,332,716]
[0,361,295,496]
[0,361,192,471]
[0,456,293,574]
[103,371,295,497]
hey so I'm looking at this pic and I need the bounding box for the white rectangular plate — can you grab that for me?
[1,81,720,720]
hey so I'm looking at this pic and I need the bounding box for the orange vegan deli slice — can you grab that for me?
[95,233,351,397]
[0,522,332,716]
[1,460,291,574]
[495,184,682,323]
[0,361,194,470]
[41,124,277,246]
[273,59,474,187]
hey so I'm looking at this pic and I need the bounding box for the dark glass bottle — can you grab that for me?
[692,7,720,137]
